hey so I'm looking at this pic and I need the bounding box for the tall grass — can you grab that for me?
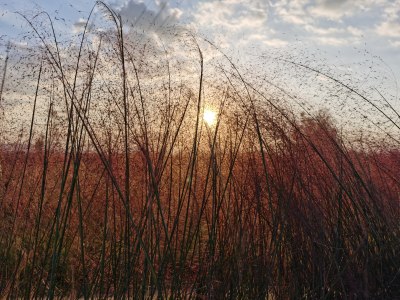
[0,2,399,299]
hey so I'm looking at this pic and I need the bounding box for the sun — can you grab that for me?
[203,109,217,126]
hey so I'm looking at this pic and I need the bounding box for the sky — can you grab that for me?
[0,0,400,137]
[0,0,399,76]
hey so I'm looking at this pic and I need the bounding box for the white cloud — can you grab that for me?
[272,0,311,25]
[267,0,389,50]
[273,0,383,25]
[248,33,268,41]
[347,26,363,36]
[85,0,183,33]
[304,25,363,37]
[376,21,400,37]
[72,18,94,33]
[304,24,343,35]
[389,40,400,48]
[381,0,400,21]
[262,38,288,47]
[190,0,302,53]
[313,36,348,46]
[375,0,400,37]
[193,0,267,32]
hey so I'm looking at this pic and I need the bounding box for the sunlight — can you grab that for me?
[203,109,217,126]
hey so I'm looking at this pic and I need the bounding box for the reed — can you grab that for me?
[0,2,399,299]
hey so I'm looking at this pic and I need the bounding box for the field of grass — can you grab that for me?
[0,2,399,299]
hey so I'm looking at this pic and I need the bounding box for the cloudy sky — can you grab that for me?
[0,0,399,82]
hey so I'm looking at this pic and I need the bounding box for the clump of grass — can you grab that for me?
[0,2,399,299]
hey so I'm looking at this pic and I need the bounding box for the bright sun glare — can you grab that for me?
[203,109,217,126]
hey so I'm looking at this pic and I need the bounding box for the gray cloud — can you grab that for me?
[72,0,182,35]
[375,0,400,38]
[112,0,182,30]
[309,0,382,20]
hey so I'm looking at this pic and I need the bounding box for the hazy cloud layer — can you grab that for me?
[186,0,400,50]
[1,0,399,78]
